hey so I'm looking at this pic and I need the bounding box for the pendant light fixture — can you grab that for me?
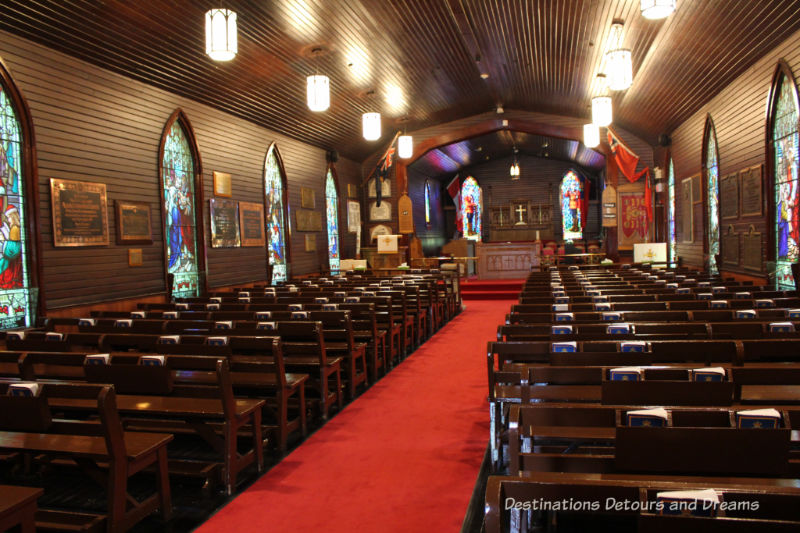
[205,8,238,61]
[510,146,520,180]
[398,134,413,159]
[592,74,613,127]
[605,22,632,91]
[583,123,600,148]
[641,0,676,19]
[362,90,381,141]
[306,47,330,112]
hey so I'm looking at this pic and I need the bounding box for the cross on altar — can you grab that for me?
[515,203,527,225]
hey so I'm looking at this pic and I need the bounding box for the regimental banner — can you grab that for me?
[618,190,649,249]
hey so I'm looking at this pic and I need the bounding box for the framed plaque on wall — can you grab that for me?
[50,178,109,247]
[115,200,152,244]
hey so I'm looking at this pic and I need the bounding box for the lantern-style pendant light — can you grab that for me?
[398,134,413,158]
[592,96,613,127]
[641,0,676,19]
[362,112,381,141]
[205,9,237,61]
[307,75,330,112]
[583,123,600,148]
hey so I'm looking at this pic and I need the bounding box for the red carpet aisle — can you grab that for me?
[197,300,512,533]
[460,278,525,301]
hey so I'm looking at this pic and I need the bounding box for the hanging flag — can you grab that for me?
[445,174,462,233]
[373,132,400,207]
[580,177,591,230]
[607,128,649,183]
[644,169,653,221]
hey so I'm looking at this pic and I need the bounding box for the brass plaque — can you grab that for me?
[721,227,739,266]
[300,187,316,209]
[209,198,240,248]
[680,177,694,243]
[238,201,265,247]
[742,231,762,272]
[296,209,322,232]
[128,248,143,267]
[740,166,763,216]
[50,178,109,247]
[304,233,316,252]
[213,171,232,197]
[720,173,739,219]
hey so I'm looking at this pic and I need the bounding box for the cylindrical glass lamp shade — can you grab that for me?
[205,9,237,61]
[606,49,633,91]
[641,0,676,19]
[592,96,613,127]
[398,135,413,158]
[307,75,330,112]
[362,112,381,141]
[583,123,600,148]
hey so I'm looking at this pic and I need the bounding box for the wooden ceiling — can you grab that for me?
[410,130,605,178]
[3,0,799,161]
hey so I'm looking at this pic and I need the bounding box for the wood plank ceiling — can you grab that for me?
[2,0,799,161]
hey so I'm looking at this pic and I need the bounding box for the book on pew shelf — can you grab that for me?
[609,367,643,381]
[626,408,669,427]
[322,303,339,311]
[176,303,189,310]
[698,281,711,288]
[712,286,726,294]
[302,280,313,285]
[140,355,166,366]
[736,408,782,429]
[288,304,303,311]
[255,311,272,320]
[264,288,276,293]
[551,325,573,335]
[238,297,251,303]
[84,354,110,365]
[114,319,133,328]
[734,291,751,299]
[607,323,631,334]
[675,275,686,281]
[334,291,347,298]
[620,341,647,352]
[215,321,233,330]
[291,311,309,319]
[666,283,678,288]
[207,336,229,347]
[594,303,612,311]
[554,296,570,304]
[697,292,712,300]
[555,313,574,322]
[323,281,334,286]
[735,309,757,319]
[45,331,64,341]
[654,279,666,285]
[206,303,220,310]
[586,289,601,296]
[552,290,566,297]
[692,367,726,382]
[345,296,361,303]
[664,272,675,278]
[676,288,691,294]
[684,278,696,283]
[602,312,623,321]
[568,265,579,270]
[318,278,329,282]
[769,321,796,333]
[315,297,329,303]
[130,311,146,319]
[239,291,250,297]
[8,382,40,397]
[256,321,276,330]
[551,341,577,353]
[158,335,180,345]
[552,303,569,312]
[710,300,729,309]
[288,287,299,293]
[788,309,800,318]
[656,489,719,517]
[756,299,775,308]
[647,275,658,281]
[209,297,222,303]
[77,318,95,327]
[362,292,376,297]
[163,311,179,319]
[550,282,563,288]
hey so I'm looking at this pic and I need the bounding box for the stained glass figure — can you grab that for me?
[560,171,583,240]
[326,169,340,273]
[162,119,200,298]
[461,176,482,241]
[424,180,431,225]
[668,158,677,265]
[706,122,720,274]
[774,74,800,290]
[0,85,30,329]
[264,146,287,283]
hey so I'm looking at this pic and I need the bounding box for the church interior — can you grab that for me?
[0,1,799,532]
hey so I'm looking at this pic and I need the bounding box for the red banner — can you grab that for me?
[620,193,648,240]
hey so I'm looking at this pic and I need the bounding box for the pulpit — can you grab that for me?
[476,241,540,279]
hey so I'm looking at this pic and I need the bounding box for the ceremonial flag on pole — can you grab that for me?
[374,132,400,206]
[607,128,649,183]
[446,174,462,233]
[644,169,653,221]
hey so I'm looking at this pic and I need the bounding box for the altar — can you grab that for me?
[475,241,540,279]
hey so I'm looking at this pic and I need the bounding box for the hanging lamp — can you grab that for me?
[205,9,237,61]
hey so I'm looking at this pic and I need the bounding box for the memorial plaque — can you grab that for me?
[602,186,617,227]
[213,171,232,197]
[720,173,739,219]
[347,200,360,233]
[50,178,109,247]
[368,178,390,198]
[721,227,739,266]
[398,194,413,233]
[300,187,316,209]
[296,209,322,231]
[680,177,694,243]
[238,201,265,247]
[115,201,152,244]
[742,230,762,272]
[369,201,392,222]
[209,198,240,248]
[304,233,316,252]
[740,166,763,216]
[128,248,143,267]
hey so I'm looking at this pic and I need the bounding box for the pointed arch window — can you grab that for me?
[424,179,431,226]
[704,118,720,274]
[560,170,584,240]
[264,144,289,283]
[667,157,677,265]
[770,65,800,290]
[461,176,482,241]
[325,168,340,273]
[0,62,37,329]
[159,112,203,298]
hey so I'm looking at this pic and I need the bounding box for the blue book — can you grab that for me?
[609,366,643,381]
[158,335,180,345]
[620,341,646,352]
[666,282,678,289]
[692,367,726,382]
[606,323,630,334]
[756,299,775,308]
[206,303,220,310]
[627,408,668,427]
[788,309,800,318]
[256,311,272,320]
[736,408,781,429]
[555,297,570,304]
[698,281,711,288]
[345,297,361,303]
[712,286,727,294]
[769,322,795,333]
[84,354,110,365]
[555,313,573,322]
[551,341,577,353]
[602,312,622,321]
[291,311,309,319]
[130,311,146,319]
[288,304,304,311]
[45,332,64,341]
[551,325,573,335]
[78,318,96,327]
[594,303,611,311]
[315,297,329,303]
[710,300,728,309]
[140,355,166,366]
[697,293,712,300]
[207,336,229,347]
[552,303,569,312]
[676,288,691,294]
[735,292,751,299]
[735,309,757,319]
[256,321,276,330]
[8,382,39,397]
[322,303,339,310]
[163,311,179,319]
[214,321,233,330]
[114,319,132,328]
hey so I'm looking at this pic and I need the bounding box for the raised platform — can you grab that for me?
[460,278,524,301]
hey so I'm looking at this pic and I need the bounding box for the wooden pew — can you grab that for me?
[0,485,42,533]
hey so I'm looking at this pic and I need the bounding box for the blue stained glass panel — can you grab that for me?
[326,170,340,273]
[461,176,482,241]
[774,75,800,290]
[264,147,287,283]
[668,158,676,265]
[560,171,583,240]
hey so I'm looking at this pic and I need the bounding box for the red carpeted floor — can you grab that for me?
[461,278,524,301]
[196,299,511,533]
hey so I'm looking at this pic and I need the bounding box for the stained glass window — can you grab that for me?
[0,84,31,329]
[162,119,200,298]
[667,158,677,265]
[560,171,583,240]
[705,121,720,274]
[424,180,431,225]
[325,169,340,273]
[461,176,482,241]
[264,146,287,283]
[773,74,800,290]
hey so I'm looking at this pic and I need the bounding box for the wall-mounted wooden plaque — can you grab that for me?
[300,187,316,209]
[304,233,316,252]
[296,209,322,232]
[398,194,413,234]
[680,177,694,243]
[238,201,265,247]
[721,226,739,266]
[209,198,240,248]
[128,248,143,267]
[115,200,152,244]
[213,171,232,197]
[347,183,358,198]
[742,230,762,272]
[740,166,763,216]
[720,173,739,219]
[602,185,617,227]
[50,178,109,247]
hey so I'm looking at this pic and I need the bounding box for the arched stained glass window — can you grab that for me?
[704,118,720,274]
[325,168,340,273]
[560,170,583,240]
[424,180,431,226]
[0,74,32,329]
[160,113,201,298]
[667,158,677,265]
[772,68,800,290]
[264,144,288,283]
[461,176,482,241]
